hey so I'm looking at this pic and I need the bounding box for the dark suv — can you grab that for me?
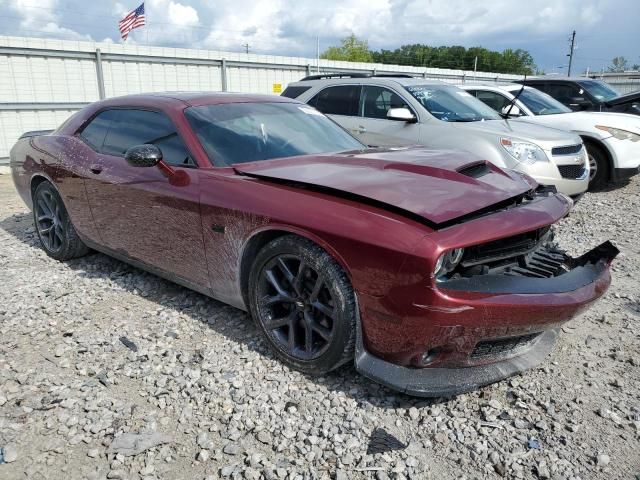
[517,78,640,116]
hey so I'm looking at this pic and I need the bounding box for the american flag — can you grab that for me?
[119,3,146,41]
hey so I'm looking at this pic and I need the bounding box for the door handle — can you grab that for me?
[89,165,103,174]
[356,126,367,134]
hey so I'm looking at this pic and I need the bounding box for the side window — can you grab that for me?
[102,110,195,166]
[546,83,581,104]
[474,90,511,112]
[310,85,360,116]
[281,85,311,99]
[79,110,119,151]
[361,86,411,119]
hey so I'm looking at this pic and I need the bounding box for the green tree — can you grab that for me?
[607,56,629,72]
[370,44,535,75]
[320,34,373,62]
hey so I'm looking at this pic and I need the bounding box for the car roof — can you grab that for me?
[94,91,297,109]
[290,76,448,88]
[515,77,604,83]
[462,82,520,89]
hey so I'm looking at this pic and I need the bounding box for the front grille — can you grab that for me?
[552,144,583,156]
[504,247,567,278]
[558,164,586,179]
[461,226,551,268]
[471,333,541,358]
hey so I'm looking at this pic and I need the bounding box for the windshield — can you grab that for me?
[185,102,365,165]
[578,80,620,101]
[515,88,572,115]
[406,85,502,122]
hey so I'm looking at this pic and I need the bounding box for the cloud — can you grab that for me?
[167,1,199,26]
[0,0,636,73]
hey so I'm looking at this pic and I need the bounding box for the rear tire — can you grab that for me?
[33,181,89,261]
[248,235,356,375]
[585,141,610,190]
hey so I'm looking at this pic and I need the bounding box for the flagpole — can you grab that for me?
[145,3,149,45]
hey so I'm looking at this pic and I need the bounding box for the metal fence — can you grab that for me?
[0,35,527,162]
[585,72,640,94]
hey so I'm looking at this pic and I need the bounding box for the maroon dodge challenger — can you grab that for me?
[10,92,617,396]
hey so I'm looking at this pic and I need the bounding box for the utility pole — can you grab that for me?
[243,43,250,54]
[567,30,576,76]
[473,56,478,80]
[316,36,320,73]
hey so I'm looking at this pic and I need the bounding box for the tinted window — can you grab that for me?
[310,85,360,116]
[472,90,512,112]
[546,83,582,104]
[185,102,364,166]
[79,110,119,151]
[102,110,194,166]
[281,85,312,98]
[361,86,411,119]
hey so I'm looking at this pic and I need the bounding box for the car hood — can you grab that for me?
[234,147,538,227]
[453,119,581,144]
[605,90,640,107]
[516,111,640,135]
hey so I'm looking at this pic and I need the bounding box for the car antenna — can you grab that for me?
[503,74,527,118]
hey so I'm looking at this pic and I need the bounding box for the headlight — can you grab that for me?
[500,137,548,164]
[434,248,465,278]
[595,125,640,142]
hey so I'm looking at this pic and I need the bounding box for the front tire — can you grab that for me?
[585,142,610,190]
[33,181,89,261]
[248,235,357,375]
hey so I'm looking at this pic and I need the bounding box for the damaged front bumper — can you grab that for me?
[355,241,619,397]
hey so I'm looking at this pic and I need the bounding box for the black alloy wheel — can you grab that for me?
[249,236,356,374]
[35,186,65,253]
[258,254,336,359]
[33,181,89,260]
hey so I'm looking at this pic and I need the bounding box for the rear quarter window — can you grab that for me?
[281,85,312,98]
[309,85,360,116]
[79,110,119,151]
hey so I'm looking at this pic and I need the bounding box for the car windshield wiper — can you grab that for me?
[502,74,527,118]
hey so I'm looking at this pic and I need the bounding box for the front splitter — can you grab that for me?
[355,329,558,398]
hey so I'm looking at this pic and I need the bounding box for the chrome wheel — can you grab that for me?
[35,188,65,253]
[256,254,337,360]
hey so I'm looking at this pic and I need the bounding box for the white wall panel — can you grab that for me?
[0,55,98,103]
[0,35,522,160]
[0,109,79,160]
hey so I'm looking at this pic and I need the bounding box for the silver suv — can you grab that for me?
[283,74,589,198]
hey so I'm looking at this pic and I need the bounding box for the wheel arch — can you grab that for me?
[28,174,57,210]
[580,135,614,180]
[238,225,353,308]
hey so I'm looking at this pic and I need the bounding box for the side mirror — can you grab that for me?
[387,107,417,123]
[125,144,162,167]
[501,104,522,117]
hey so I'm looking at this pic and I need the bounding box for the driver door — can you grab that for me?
[81,108,210,289]
[356,85,421,147]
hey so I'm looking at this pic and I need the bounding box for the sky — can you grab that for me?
[0,0,638,74]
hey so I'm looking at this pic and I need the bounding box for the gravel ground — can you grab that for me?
[0,173,638,480]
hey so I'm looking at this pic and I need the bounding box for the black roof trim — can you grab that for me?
[300,72,415,81]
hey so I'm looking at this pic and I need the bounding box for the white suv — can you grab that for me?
[460,83,640,189]
[284,74,589,198]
